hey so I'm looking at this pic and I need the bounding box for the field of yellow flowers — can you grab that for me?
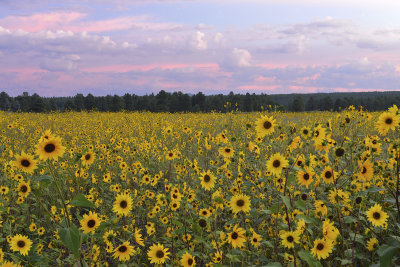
[1,106,400,267]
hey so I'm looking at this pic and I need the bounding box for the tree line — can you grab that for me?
[1,90,400,113]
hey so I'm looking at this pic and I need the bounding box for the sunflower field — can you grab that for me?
[1,106,400,267]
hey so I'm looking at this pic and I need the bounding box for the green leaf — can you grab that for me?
[59,225,80,258]
[343,216,357,224]
[70,194,95,208]
[280,195,291,210]
[377,245,399,267]
[297,250,323,267]
[294,200,306,211]
[262,262,283,267]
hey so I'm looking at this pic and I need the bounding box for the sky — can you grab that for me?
[1,0,400,96]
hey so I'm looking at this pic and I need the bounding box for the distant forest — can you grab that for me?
[1,90,400,112]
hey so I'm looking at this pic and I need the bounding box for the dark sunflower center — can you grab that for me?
[303,129,308,134]
[303,173,310,180]
[316,243,324,250]
[325,171,332,179]
[385,118,393,125]
[273,160,281,168]
[120,200,128,208]
[169,153,173,157]
[21,159,31,167]
[263,121,272,129]
[287,236,294,242]
[204,175,211,182]
[231,232,238,240]
[362,167,367,174]
[373,212,381,220]
[315,131,319,137]
[44,143,56,153]
[17,240,25,248]
[199,219,207,227]
[225,148,231,153]
[156,250,164,258]
[355,197,362,204]
[297,160,302,166]
[21,185,28,193]
[87,219,96,228]
[188,258,194,265]
[345,118,350,123]
[236,199,245,207]
[85,154,91,160]
[301,194,307,200]
[118,245,127,252]
[335,148,344,157]
[253,238,258,242]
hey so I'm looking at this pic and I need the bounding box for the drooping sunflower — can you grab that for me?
[80,211,101,234]
[9,234,32,256]
[81,152,95,166]
[180,252,196,267]
[229,193,251,214]
[227,225,246,248]
[266,153,289,176]
[113,241,135,262]
[17,180,31,198]
[311,238,333,260]
[113,193,133,216]
[312,125,326,143]
[219,147,234,158]
[199,170,216,191]
[147,243,170,265]
[296,167,314,188]
[135,228,145,246]
[36,136,65,161]
[376,111,399,135]
[366,203,388,227]
[255,115,276,137]
[13,152,37,174]
[280,231,300,249]
[366,237,379,251]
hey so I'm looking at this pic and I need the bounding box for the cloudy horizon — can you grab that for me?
[1,0,400,96]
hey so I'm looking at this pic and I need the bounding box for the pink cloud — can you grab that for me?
[0,11,181,33]
[81,63,220,72]
[0,12,86,32]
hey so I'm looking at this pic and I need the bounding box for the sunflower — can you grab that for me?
[180,252,196,267]
[135,228,145,246]
[81,152,95,166]
[311,238,333,260]
[113,241,135,262]
[280,231,300,249]
[227,225,246,248]
[321,166,335,184]
[113,193,133,216]
[9,234,32,256]
[366,203,388,227]
[36,136,65,161]
[0,261,20,267]
[266,153,289,176]
[229,193,251,214]
[300,126,311,139]
[250,231,262,247]
[219,147,234,158]
[312,125,326,143]
[358,160,373,181]
[147,243,170,265]
[17,181,31,198]
[322,220,340,241]
[80,211,101,234]
[296,167,314,188]
[13,152,37,174]
[255,115,276,137]
[199,170,216,191]
[376,111,399,135]
[166,151,177,160]
[366,237,379,251]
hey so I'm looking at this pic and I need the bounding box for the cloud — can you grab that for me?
[192,31,207,50]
